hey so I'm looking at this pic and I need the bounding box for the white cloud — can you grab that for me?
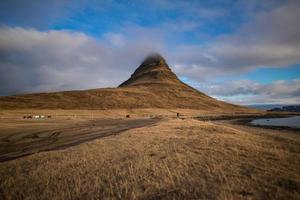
[0,26,163,95]
[170,0,300,78]
[192,79,300,105]
[0,1,299,105]
[104,33,126,47]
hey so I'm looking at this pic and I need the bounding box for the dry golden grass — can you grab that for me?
[0,118,299,200]
[0,81,255,113]
[0,108,263,121]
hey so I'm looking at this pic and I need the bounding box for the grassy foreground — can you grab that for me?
[0,118,299,200]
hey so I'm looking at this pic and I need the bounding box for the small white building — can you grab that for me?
[32,115,45,119]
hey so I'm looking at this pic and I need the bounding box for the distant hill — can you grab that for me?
[0,54,255,112]
[247,104,286,110]
[268,105,300,112]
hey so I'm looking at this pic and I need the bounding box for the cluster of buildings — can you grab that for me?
[23,115,51,119]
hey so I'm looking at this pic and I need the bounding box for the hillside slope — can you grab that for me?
[0,54,252,112]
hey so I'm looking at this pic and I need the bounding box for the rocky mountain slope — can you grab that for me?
[0,54,253,112]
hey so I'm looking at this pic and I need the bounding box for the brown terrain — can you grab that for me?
[0,54,299,200]
[0,54,252,112]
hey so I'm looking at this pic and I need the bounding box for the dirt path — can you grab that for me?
[0,118,161,162]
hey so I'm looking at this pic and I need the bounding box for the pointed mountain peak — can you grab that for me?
[119,53,181,87]
[140,53,166,66]
[132,53,170,74]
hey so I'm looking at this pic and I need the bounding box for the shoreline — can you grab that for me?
[232,118,300,132]
[195,112,300,132]
[195,112,297,120]
[224,117,300,132]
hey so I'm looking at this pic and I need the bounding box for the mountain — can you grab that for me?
[247,104,286,110]
[0,54,253,112]
[119,54,182,87]
[268,105,300,112]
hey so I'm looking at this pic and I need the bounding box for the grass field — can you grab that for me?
[0,110,299,200]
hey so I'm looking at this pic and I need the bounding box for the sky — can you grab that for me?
[0,0,299,105]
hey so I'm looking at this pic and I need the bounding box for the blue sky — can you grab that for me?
[0,0,299,104]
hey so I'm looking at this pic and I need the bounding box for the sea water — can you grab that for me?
[250,116,300,128]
